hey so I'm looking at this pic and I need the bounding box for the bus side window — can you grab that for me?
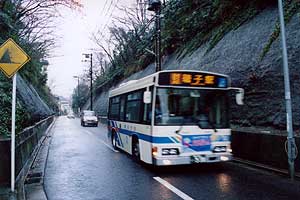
[143,103,151,124]
[125,91,142,122]
[109,97,120,120]
[120,96,125,121]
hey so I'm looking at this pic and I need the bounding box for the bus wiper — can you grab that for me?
[175,116,187,134]
[194,116,217,132]
[208,120,218,133]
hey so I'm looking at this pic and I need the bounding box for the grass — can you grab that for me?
[260,0,300,60]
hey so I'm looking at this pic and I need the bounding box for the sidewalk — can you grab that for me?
[24,120,55,200]
[24,134,51,200]
[0,187,16,200]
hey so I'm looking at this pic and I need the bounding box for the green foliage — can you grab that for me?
[260,0,300,59]
[94,25,155,89]
[0,74,30,137]
[0,0,64,136]
[162,0,275,57]
[0,74,11,136]
[71,83,90,113]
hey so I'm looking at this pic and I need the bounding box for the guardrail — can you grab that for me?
[0,116,55,185]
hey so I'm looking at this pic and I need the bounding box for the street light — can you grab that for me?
[277,0,296,180]
[73,76,80,114]
[82,53,93,111]
[148,0,162,72]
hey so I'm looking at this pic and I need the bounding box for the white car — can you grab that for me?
[67,113,75,119]
[80,110,98,127]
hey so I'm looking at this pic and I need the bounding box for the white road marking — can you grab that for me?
[84,130,119,153]
[153,177,194,200]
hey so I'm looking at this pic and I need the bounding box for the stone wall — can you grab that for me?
[17,75,53,120]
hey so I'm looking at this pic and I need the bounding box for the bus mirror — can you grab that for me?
[235,89,244,105]
[144,91,152,104]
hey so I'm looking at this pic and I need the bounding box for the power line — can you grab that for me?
[100,0,109,15]
[97,0,120,39]
[104,0,114,18]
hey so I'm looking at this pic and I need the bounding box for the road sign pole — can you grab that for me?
[11,73,17,192]
[0,38,29,191]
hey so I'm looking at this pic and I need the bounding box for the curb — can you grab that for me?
[233,157,300,179]
[24,118,56,200]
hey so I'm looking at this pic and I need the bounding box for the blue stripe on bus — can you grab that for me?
[117,132,123,147]
[109,120,229,144]
[118,128,174,144]
[152,137,175,144]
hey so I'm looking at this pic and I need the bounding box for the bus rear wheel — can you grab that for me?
[132,137,140,161]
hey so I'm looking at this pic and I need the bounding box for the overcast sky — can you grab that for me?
[47,0,136,98]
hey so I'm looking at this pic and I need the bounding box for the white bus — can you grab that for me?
[107,70,244,166]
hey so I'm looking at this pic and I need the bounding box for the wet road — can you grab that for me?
[44,117,300,200]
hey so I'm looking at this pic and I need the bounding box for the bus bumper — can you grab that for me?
[153,153,232,166]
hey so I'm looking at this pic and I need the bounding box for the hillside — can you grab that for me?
[87,4,300,132]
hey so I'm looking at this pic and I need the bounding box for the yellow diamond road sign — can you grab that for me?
[0,38,30,78]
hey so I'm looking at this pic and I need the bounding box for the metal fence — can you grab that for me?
[0,116,54,185]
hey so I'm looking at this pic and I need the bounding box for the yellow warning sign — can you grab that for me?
[0,38,30,78]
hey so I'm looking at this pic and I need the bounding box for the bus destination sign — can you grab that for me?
[158,71,229,88]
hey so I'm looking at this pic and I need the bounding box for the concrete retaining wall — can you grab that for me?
[232,131,300,173]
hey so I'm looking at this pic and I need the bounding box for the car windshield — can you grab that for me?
[84,111,95,116]
[155,88,229,128]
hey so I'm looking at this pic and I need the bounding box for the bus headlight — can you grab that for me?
[152,147,158,156]
[220,156,229,161]
[213,146,227,153]
[162,148,179,156]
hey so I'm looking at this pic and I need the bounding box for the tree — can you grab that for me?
[72,82,89,114]
[0,0,82,136]
[91,2,156,90]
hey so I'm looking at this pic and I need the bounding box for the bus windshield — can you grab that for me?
[155,88,229,128]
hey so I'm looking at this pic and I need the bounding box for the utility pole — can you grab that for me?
[138,0,147,22]
[148,0,162,72]
[277,0,296,180]
[156,6,161,72]
[82,53,93,111]
[100,58,104,75]
[73,76,80,114]
[90,53,93,110]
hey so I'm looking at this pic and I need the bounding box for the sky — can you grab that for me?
[47,0,137,98]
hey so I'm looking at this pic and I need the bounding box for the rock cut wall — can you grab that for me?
[90,7,300,130]
[17,75,53,120]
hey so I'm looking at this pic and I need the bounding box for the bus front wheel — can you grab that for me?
[132,137,140,161]
[112,132,118,150]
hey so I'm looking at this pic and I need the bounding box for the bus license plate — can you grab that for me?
[191,155,206,163]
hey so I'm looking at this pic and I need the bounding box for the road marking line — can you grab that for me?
[84,130,119,153]
[153,177,194,200]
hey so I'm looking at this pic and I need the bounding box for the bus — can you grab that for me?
[107,70,244,165]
